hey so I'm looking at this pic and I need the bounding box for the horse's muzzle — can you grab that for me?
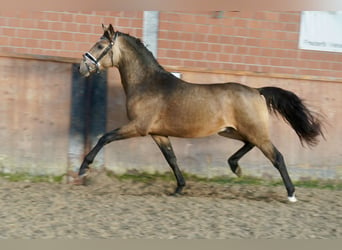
[79,61,91,77]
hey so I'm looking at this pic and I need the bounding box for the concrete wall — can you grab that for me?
[0,56,72,175]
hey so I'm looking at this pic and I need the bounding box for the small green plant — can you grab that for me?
[0,172,64,183]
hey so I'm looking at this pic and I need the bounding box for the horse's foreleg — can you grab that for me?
[151,135,186,195]
[79,123,140,177]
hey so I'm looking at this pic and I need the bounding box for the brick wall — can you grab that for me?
[0,11,143,58]
[158,11,342,80]
[1,10,342,80]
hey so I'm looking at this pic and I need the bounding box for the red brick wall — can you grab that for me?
[0,11,143,58]
[1,10,342,80]
[158,11,342,80]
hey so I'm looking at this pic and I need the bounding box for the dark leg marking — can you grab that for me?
[228,142,254,177]
[259,142,297,202]
[151,135,186,195]
[79,124,139,177]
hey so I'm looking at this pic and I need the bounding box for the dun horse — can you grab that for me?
[79,24,324,202]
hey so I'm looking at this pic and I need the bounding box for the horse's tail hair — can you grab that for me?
[258,86,324,147]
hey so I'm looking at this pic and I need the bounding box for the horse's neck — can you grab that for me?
[117,53,166,96]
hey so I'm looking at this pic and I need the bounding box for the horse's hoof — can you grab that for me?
[171,187,184,197]
[78,167,89,177]
[79,172,88,179]
[171,192,183,197]
[288,194,297,203]
[70,170,89,185]
[235,166,242,177]
[71,175,86,185]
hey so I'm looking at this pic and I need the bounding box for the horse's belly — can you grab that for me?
[149,95,236,138]
[152,114,233,138]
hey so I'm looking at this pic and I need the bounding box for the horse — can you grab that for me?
[78,24,324,202]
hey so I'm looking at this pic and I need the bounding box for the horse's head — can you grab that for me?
[79,24,120,77]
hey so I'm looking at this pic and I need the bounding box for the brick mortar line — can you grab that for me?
[159,15,300,24]
[159,19,300,26]
[160,56,341,70]
[42,10,143,17]
[0,16,142,21]
[1,25,139,32]
[158,28,300,35]
[158,47,342,63]
[158,34,300,42]
[0,46,84,53]
[162,11,299,16]
[0,36,93,45]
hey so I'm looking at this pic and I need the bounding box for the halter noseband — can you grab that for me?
[83,32,118,73]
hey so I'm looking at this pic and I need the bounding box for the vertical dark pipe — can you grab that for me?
[68,64,107,178]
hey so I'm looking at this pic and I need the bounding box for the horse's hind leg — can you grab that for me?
[151,135,186,195]
[218,128,254,176]
[228,142,254,177]
[257,141,297,202]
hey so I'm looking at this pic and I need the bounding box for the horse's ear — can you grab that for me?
[102,24,114,41]
[108,24,115,35]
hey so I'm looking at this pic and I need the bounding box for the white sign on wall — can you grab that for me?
[299,11,342,53]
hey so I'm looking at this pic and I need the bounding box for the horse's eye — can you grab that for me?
[97,44,104,50]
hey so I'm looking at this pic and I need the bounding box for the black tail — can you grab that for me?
[258,87,324,147]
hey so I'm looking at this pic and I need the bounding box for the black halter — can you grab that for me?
[83,32,118,73]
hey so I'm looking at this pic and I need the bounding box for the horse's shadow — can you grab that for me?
[114,179,289,203]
